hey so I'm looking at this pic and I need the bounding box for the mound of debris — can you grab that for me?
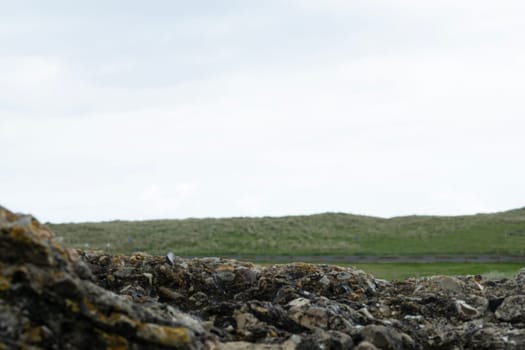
[1,206,525,349]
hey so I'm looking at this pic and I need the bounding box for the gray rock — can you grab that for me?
[495,295,525,322]
[216,270,236,283]
[318,275,330,286]
[355,341,379,350]
[298,329,353,349]
[455,299,480,319]
[467,326,525,349]
[359,325,415,350]
[114,266,135,278]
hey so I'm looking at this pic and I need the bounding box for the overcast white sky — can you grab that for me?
[2,0,525,222]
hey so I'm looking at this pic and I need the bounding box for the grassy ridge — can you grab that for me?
[49,208,525,257]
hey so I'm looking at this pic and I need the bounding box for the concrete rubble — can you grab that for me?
[1,205,525,349]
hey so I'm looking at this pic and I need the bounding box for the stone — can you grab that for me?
[114,266,135,278]
[289,305,328,329]
[467,326,525,349]
[0,206,209,349]
[455,300,480,319]
[166,252,176,265]
[355,341,379,350]
[319,275,330,286]
[414,275,463,294]
[298,329,353,349]
[436,276,463,292]
[495,295,525,322]
[359,325,415,350]
[215,270,236,283]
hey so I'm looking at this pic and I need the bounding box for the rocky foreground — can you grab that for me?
[1,206,525,349]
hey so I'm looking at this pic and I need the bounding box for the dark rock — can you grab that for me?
[488,296,505,312]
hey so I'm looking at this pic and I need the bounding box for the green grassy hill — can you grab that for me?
[49,207,525,257]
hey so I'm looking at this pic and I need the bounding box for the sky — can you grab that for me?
[2,0,525,222]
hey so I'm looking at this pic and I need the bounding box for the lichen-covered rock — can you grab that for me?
[2,205,525,349]
[0,206,211,349]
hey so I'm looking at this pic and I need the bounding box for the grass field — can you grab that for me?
[349,263,523,280]
[48,208,525,279]
[49,208,525,257]
[252,262,522,280]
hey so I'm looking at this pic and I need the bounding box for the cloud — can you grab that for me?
[0,56,65,111]
[139,183,200,219]
[235,194,269,216]
[1,1,525,221]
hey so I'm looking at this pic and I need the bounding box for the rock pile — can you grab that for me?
[1,206,525,349]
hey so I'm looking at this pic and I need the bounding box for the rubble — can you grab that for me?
[1,205,525,349]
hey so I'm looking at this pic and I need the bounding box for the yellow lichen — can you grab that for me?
[137,323,191,346]
[30,217,41,228]
[111,255,125,266]
[80,299,137,330]
[21,326,43,343]
[9,226,34,244]
[81,297,106,320]
[51,270,66,279]
[107,312,138,329]
[129,252,148,265]
[96,330,129,350]
[291,262,318,274]
[0,275,10,292]
[50,241,72,261]
[6,211,17,222]
[65,299,80,313]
